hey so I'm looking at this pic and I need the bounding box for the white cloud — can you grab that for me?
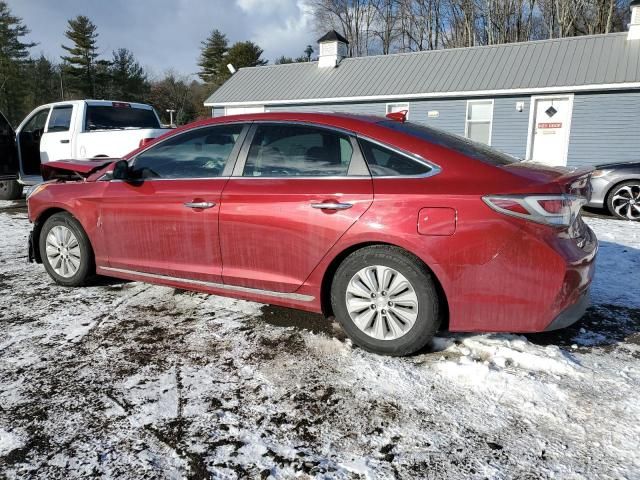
[7,0,317,75]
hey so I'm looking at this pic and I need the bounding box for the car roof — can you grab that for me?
[187,111,386,131]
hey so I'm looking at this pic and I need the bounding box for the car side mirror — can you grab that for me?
[112,160,130,180]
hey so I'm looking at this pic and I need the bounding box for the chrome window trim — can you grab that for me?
[356,134,442,180]
[100,266,315,302]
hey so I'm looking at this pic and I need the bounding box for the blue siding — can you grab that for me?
[491,96,531,159]
[567,92,640,167]
[268,97,530,159]
[212,107,225,117]
[214,91,640,168]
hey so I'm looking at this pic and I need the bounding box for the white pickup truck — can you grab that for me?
[0,100,169,199]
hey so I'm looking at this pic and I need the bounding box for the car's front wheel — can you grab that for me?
[607,181,640,221]
[331,245,441,356]
[0,180,23,200]
[39,212,95,286]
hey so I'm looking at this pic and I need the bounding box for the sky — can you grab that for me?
[8,0,317,80]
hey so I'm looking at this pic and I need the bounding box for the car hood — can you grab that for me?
[41,158,118,181]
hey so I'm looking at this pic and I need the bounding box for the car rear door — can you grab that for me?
[98,123,248,283]
[0,111,17,180]
[219,122,373,293]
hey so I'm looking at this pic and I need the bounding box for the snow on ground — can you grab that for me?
[0,201,639,479]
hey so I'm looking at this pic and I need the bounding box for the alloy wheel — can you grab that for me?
[345,265,419,341]
[611,184,640,220]
[45,225,81,278]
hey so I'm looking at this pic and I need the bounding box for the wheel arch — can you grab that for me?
[319,241,450,331]
[32,207,78,263]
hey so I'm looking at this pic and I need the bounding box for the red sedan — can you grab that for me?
[26,112,597,356]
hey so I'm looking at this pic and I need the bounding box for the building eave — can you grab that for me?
[204,81,640,107]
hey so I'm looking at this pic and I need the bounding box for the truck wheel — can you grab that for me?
[0,180,23,200]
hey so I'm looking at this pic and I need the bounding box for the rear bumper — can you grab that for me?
[544,289,590,331]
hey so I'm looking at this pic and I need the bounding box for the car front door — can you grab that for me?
[40,104,75,162]
[99,123,248,283]
[219,122,373,293]
[17,107,50,176]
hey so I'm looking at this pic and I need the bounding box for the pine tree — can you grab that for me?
[108,48,148,101]
[198,29,228,84]
[25,55,60,108]
[61,15,102,98]
[0,0,35,124]
[222,41,267,81]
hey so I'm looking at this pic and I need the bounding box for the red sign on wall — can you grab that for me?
[538,122,563,129]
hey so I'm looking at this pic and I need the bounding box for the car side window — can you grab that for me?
[130,124,244,179]
[23,109,50,133]
[243,124,353,177]
[359,139,432,177]
[47,106,73,132]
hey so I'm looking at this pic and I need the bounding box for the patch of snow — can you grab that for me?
[0,428,25,456]
[1,206,639,478]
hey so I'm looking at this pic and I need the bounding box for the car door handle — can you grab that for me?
[311,202,353,210]
[60,139,70,144]
[184,202,216,209]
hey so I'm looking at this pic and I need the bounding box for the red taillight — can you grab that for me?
[538,199,565,214]
[112,102,131,108]
[483,195,586,227]
[139,137,155,148]
[488,198,530,215]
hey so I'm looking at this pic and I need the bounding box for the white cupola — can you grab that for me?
[629,0,640,40]
[317,30,349,68]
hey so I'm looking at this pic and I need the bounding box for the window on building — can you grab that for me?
[465,100,494,145]
[386,103,410,119]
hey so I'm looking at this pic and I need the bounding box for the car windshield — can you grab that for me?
[85,105,160,130]
[379,120,519,166]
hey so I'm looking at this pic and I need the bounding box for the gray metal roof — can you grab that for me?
[205,33,640,106]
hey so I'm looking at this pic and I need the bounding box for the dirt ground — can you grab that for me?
[1,200,639,479]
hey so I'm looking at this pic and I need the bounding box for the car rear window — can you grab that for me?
[380,120,518,166]
[85,105,160,130]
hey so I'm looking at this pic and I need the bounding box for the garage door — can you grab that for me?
[225,106,265,115]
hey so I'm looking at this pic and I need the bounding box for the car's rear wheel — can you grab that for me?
[39,212,95,286]
[607,181,640,221]
[331,245,441,356]
[0,180,23,200]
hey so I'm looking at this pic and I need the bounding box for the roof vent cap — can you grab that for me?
[317,30,349,68]
[630,0,640,40]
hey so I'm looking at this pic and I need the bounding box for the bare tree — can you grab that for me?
[311,0,377,56]
[398,0,443,51]
[442,0,479,47]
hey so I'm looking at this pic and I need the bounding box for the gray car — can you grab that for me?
[588,161,640,221]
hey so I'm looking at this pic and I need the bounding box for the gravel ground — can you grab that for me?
[0,199,639,479]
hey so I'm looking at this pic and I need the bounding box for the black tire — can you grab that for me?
[331,245,441,356]
[0,180,23,200]
[39,212,95,286]
[606,181,640,221]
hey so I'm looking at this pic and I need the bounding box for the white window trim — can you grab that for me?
[525,94,574,164]
[386,102,410,119]
[465,99,494,146]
